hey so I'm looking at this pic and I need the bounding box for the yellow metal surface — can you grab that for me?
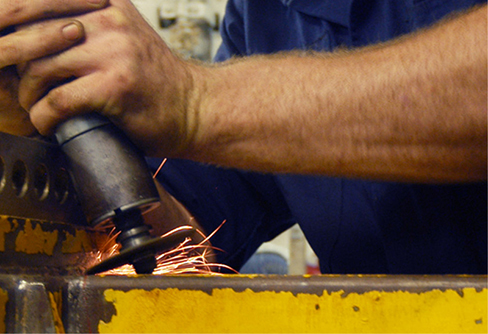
[0,287,6,333]
[99,286,487,333]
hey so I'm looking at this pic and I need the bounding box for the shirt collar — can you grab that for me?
[279,0,353,27]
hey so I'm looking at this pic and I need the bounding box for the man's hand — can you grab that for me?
[0,0,107,67]
[0,0,107,136]
[19,0,197,157]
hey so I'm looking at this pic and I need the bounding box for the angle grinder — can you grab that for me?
[55,113,193,275]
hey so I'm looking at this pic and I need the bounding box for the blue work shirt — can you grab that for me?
[152,0,487,274]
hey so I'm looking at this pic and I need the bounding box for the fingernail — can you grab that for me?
[62,22,83,41]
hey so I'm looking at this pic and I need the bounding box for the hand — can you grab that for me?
[19,0,199,157]
[0,0,107,136]
[0,0,109,71]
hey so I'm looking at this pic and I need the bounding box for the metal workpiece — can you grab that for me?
[0,274,485,333]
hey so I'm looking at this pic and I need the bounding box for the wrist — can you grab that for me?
[173,60,211,159]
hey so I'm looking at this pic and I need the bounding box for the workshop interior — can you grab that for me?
[0,0,485,332]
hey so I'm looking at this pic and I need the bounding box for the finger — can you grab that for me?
[0,0,108,30]
[28,73,110,136]
[18,40,96,111]
[0,19,84,68]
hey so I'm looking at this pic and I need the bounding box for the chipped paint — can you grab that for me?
[0,288,6,333]
[61,229,93,253]
[0,216,12,251]
[99,287,487,333]
[15,219,58,255]
[1,215,97,255]
[0,215,100,256]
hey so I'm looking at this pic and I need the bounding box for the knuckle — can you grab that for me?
[45,88,71,115]
[2,1,24,21]
[18,83,39,112]
[99,6,131,30]
[22,63,45,84]
[17,90,29,111]
[36,34,63,55]
[29,109,53,137]
[0,39,22,65]
[112,65,137,92]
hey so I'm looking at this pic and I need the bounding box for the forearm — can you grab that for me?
[185,5,487,182]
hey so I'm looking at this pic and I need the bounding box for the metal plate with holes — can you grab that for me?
[0,132,86,225]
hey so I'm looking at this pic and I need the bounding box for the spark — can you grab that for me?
[93,221,236,276]
[93,226,120,263]
[152,158,167,179]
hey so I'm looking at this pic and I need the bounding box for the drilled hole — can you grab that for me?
[34,164,49,201]
[0,156,5,193]
[12,160,28,197]
[53,168,69,204]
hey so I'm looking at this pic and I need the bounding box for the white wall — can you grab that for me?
[132,0,226,61]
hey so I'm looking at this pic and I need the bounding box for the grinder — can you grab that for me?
[55,113,193,275]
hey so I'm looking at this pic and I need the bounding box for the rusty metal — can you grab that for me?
[65,274,488,296]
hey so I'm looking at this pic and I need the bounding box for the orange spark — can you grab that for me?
[152,158,167,179]
[93,221,236,276]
